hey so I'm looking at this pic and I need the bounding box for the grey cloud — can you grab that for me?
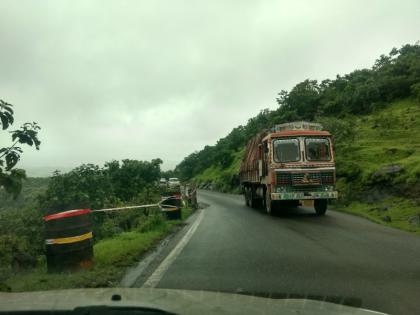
[0,0,419,174]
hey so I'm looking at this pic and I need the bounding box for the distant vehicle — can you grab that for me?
[168,177,181,188]
[159,178,168,189]
[240,121,338,215]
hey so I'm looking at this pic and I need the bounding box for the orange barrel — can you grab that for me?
[161,191,182,220]
[44,209,93,273]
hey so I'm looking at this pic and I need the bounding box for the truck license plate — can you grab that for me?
[302,200,314,207]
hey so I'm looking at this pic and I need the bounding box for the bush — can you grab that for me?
[0,207,44,259]
[336,160,362,182]
[135,213,165,233]
[0,234,36,279]
[411,83,420,103]
[38,159,163,212]
[316,116,356,146]
[0,158,166,281]
[97,218,124,239]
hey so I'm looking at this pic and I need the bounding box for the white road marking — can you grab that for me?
[142,209,205,288]
[120,237,171,287]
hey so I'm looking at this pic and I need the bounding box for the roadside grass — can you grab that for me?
[181,206,193,220]
[334,198,420,235]
[3,207,195,292]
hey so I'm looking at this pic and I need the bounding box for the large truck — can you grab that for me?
[239,121,338,215]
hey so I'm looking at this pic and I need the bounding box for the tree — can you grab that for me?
[174,43,420,186]
[276,80,321,120]
[0,100,41,198]
[38,158,163,212]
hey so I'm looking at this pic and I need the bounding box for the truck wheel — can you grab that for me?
[314,199,327,215]
[265,192,275,215]
[250,187,258,209]
[244,188,250,207]
[290,200,300,208]
[250,196,257,208]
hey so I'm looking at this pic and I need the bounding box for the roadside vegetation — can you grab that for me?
[1,42,419,291]
[0,177,49,212]
[1,211,193,292]
[0,157,194,292]
[175,43,420,234]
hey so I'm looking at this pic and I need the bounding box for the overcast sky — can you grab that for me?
[1,0,419,175]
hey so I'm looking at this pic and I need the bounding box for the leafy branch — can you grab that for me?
[0,100,41,198]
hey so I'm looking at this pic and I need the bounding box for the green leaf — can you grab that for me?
[5,151,20,171]
[0,113,9,130]
[3,111,14,125]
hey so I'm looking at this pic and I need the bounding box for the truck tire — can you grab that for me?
[244,188,250,207]
[250,196,257,208]
[290,200,300,208]
[264,192,275,216]
[250,187,258,209]
[314,199,327,215]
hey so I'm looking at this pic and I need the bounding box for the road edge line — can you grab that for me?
[142,209,205,288]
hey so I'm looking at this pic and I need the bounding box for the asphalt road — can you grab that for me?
[143,190,420,315]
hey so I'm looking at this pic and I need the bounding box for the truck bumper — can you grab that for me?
[271,191,338,200]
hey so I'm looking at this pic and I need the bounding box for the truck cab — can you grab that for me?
[240,122,338,215]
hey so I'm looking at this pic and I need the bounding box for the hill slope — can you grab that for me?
[191,98,420,233]
[0,177,50,212]
[175,43,420,234]
[332,99,420,233]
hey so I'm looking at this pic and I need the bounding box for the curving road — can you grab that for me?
[139,190,420,315]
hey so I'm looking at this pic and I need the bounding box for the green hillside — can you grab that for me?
[175,43,420,234]
[334,99,420,195]
[191,98,420,234]
[331,99,420,233]
[193,148,244,193]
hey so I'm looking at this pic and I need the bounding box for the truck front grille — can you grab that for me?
[276,173,291,185]
[321,171,335,184]
[276,170,335,186]
[292,172,321,185]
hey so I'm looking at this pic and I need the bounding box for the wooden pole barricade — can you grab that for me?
[44,209,93,273]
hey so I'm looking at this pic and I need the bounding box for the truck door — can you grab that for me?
[262,141,268,176]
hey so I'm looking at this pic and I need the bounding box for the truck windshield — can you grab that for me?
[273,138,300,162]
[305,138,331,161]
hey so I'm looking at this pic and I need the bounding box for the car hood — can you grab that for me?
[0,288,387,315]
